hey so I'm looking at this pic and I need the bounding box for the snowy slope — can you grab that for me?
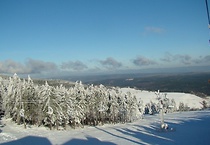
[0,110,210,145]
[121,88,205,109]
[0,88,209,145]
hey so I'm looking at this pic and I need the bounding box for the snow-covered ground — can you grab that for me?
[0,88,210,145]
[1,110,210,145]
[121,88,205,109]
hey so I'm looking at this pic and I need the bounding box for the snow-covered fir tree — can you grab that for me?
[0,73,169,130]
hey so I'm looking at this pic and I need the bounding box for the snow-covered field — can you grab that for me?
[121,88,205,109]
[0,88,210,145]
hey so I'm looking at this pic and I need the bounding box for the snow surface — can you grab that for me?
[121,88,205,109]
[1,110,210,145]
[0,88,210,145]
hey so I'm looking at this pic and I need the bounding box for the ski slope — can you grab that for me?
[0,89,210,145]
[121,88,205,109]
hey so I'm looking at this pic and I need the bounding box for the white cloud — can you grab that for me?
[26,59,58,73]
[160,53,210,65]
[99,57,122,70]
[0,59,58,74]
[0,59,27,74]
[61,61,88,71]
[133,56,157,66]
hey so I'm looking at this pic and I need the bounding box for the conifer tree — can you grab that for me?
[0,74,144,129]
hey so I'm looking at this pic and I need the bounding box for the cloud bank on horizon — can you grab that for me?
[0,54,210,77]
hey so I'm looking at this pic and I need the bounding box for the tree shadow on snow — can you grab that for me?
[95,126,144,144]
[115,125,174,145]
[0,136,52,145]
[96,114,210,145]
[96,125,173,145]
[1,112,210,145]
[63,136,117,145]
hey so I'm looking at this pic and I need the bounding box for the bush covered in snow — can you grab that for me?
[0,74,142,130]
[144,92,177,115]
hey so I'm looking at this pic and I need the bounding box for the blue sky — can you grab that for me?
[0,0,210,78]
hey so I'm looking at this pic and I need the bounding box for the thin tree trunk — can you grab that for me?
[23,117,26,129]
[64,118,66,130]
[49,115,52,130]
[56,119,59,130]
[17,114,21,125]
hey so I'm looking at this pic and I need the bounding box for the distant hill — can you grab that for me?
[84,72,210,97]
[1,72,210,97]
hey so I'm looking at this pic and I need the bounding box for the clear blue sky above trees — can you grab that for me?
[0,0,210,77]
